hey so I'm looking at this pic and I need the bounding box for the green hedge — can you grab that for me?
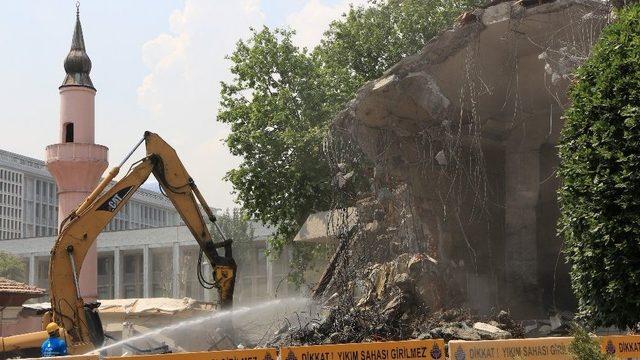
[559,4,640,329]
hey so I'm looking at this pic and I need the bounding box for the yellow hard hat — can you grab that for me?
[46,322,60,334]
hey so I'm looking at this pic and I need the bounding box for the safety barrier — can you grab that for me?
[98,339,445,360]
[449,335,640,359]
[281,340,446,360]
[449,337,573,359]
[604,335,640,358]
[32,336,640,360]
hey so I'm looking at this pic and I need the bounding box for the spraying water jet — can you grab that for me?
[89,297,314,355]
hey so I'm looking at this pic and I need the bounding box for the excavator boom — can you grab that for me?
[6,132,237,355]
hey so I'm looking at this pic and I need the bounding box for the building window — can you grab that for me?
[64,123,74,143]
[36,258,50,291]
[122,252,143,298]
[151,249,172,297]
[180,247,203,300]
[98,254,114,300]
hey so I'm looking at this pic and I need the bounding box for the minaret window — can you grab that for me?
[64,122,74,143]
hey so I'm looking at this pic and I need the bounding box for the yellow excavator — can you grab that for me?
[0,132,237,356]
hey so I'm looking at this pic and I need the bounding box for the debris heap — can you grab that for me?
[268,250,525,345]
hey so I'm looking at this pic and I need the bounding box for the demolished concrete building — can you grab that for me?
[312,0,611,319]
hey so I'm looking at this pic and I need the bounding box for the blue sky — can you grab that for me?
[0,0,363,209]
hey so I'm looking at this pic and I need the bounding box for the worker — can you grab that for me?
[41,322,68,357]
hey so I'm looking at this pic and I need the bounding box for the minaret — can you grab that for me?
[46,5,108,302]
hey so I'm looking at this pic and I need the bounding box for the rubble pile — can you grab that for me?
[265,180,576,346]
[264,245,573,346]
[267,253,524,346]
[264,169,531,346]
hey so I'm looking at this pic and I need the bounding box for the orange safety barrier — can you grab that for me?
[448,335,640,359]
[600,335,640,358]
[281,339,447,360]
[448,337,574,360]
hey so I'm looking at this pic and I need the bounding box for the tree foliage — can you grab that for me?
[0,251,25,282]
[219,27,333,255]
[317,0,478,91]
[219,0,480,277]
[212,208,256,264]
[558,3,640,329]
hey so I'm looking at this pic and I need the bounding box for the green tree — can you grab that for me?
[219,27,333,256]
[0,251,26,282]
[219,0,480,280]
[558,3,640,329]
[212,208,256,264]
[317,0,478,95]
[568,325,614,360]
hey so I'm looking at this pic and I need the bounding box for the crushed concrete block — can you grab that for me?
[365,220,380,233]
[371,266,387,298]
[435,150,447,166]
[383,294,413,319]
[399,72,450,121]
[473,322,512,339]
[430,323,481,341]
[482,2,512,25]
[538,324,552,336]
[394,273,414,292]
[522,320,538,334]
[372,75,398,92]
[407,255,423,275]
[550,314,562,330]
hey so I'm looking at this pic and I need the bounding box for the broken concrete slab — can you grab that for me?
[473,322,512,339]
[482,2,514,24]
[293,208,358,243]
[430,323,482,341]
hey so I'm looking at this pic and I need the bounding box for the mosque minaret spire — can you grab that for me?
[46,3,109,302]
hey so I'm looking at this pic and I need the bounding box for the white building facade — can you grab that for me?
[0,149,180,240]
[0,224,292,305]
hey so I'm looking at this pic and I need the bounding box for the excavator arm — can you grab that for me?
[145,132,236,306]
[41,132,236,354]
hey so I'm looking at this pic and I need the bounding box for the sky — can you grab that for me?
[0,0,366,210]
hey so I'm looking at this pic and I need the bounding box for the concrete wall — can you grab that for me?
[331,0,609,317]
